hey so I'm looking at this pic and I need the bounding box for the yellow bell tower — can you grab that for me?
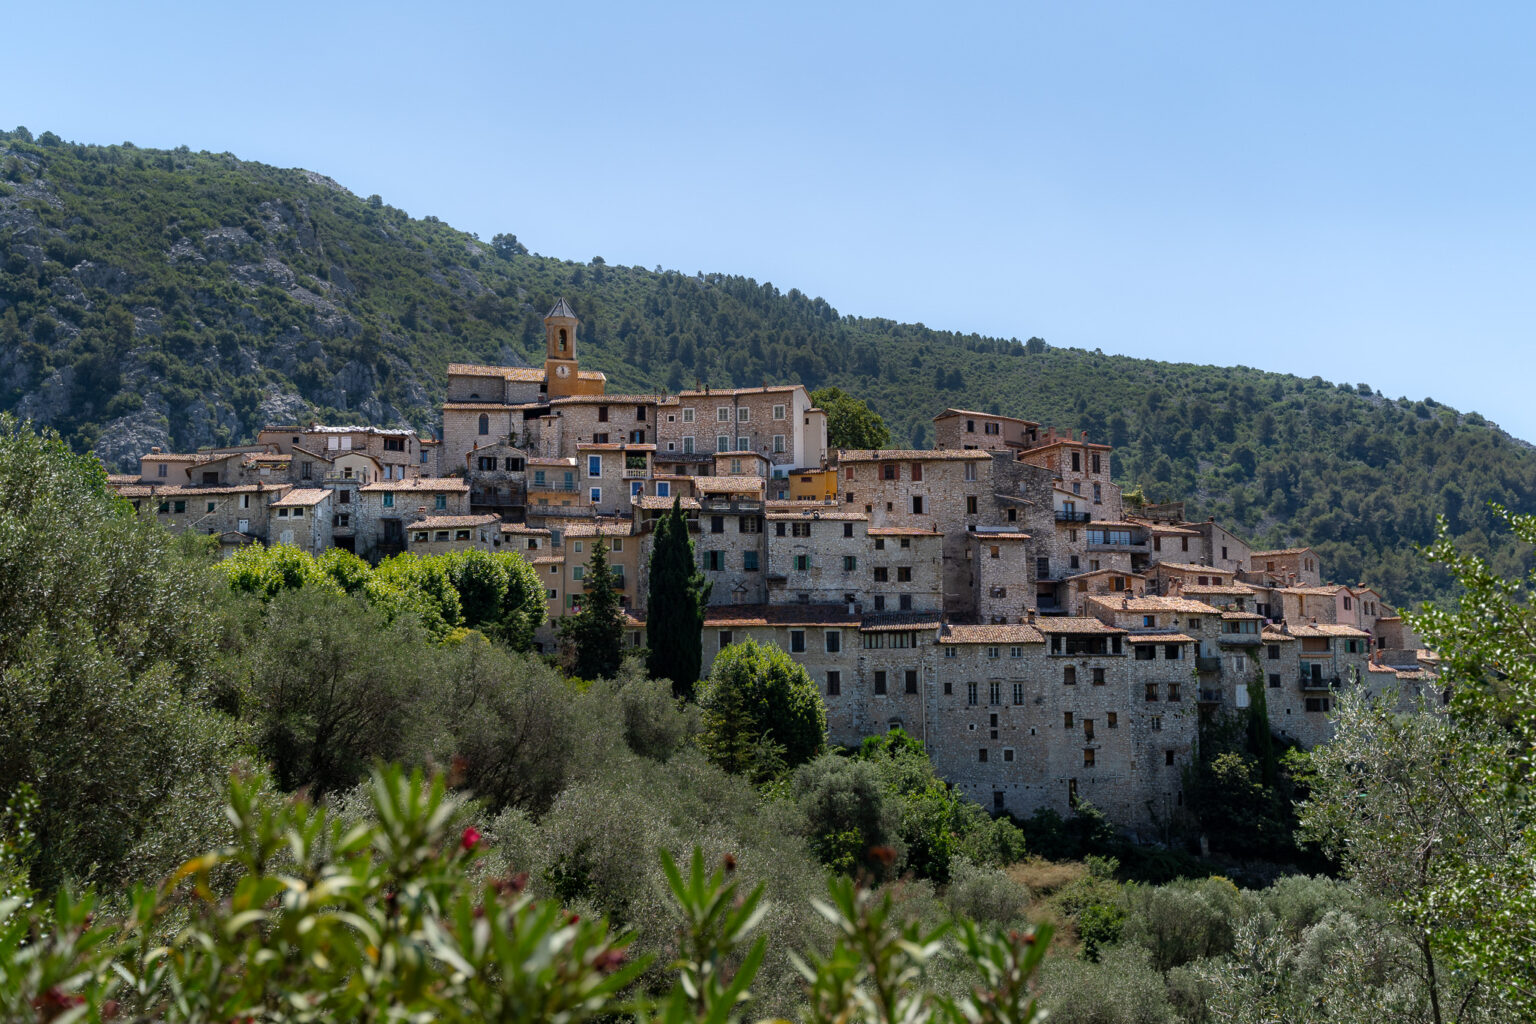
[544,298,580,398]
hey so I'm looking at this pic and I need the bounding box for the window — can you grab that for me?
[1107,712,1117,729]
[964,462,977,482]
[743,550,759,571]
[683,407,695,423]
[1092,453,1101,474]
[573,566,585,581]
[478,414,489,436]
[1168,683,1181,702]
[1146,683,1159,702]
[1071,451,1081,472]
[978,749,988,763]
[1009,682,1024,705]
[906,670,918,694]
[773,404,786,420]
[1269,673,1281,688]
[988,681,1000,704]
[716,435,730,452]
[737,436,749,451]
[682,436,695,453]
[205,501,216,513]
[987,646,1000,660]
[1092,667,1107,685]
[793,554,810,571]
[1306,697,1331,713]
[841,522,854,539]
[844,555,857,571]
[875,671,888,695]
[896,567,912,583]
[911,496,924,514]
[1165,750,1176,766]
[827,671,841,696]
[656,481,670,497]
[455,530,471,541]
[791,630,806,653]
[735,407,749,423]
[967,681,977,705]
[898,594,913,611]
[704,551,725,571]
[1063,711,1074,729]
[1151,716,1162,731]
[589,487,601,503]
[717,407,731,422]
[1003,749,1014,763]
[1084,749,1095,767]
[1267,644,1280,660]
[718,630,733,648]
[967,496,978,514]
[710,515,725,534]
[773,434,786,453]
[1136,645,1155,661]
[292,507,303,518]
[825,630,841,653]
[1093,482,1102,504]
[1063,666,1077,685]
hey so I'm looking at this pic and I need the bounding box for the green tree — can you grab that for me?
[811,386,891,450]
[699,639,825,781]
[646,498,711,698]
[560,539,625,680]
[1298,508,1536,1022]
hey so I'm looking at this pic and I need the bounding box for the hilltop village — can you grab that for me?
[108,302,1440,833]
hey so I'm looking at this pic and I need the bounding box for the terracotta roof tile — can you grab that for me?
[838,449,992,462]
[270,488,331,507]
[1035,617,1125,635]
[703,604,860,627]
[940,623,1046,645]
[408,514,500,529]
[360,477,469,493]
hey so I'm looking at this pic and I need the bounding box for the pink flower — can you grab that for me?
[461,826,482,852]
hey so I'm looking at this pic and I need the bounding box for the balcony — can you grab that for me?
[1196,656,1222,673]
[1055,510,1091,523]
[1087,539,1148,552]
[529,481,580,493]
[700,497,763,513]
[1301,674,1342,692]
[1197,688,1224,704]
[1218,633,1262,645]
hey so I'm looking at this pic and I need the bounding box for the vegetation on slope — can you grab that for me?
[2,126,1533,604]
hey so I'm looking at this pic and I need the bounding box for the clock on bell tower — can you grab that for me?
[544,297,580,397]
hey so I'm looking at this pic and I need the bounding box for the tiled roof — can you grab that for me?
[1126,633,1195,643]
[360,477,469,493]
[443,402,527,411]
[1261,628,1296,642]
[974,531,1030,541]
[703,604,860,627]
[1137,522,1201,536]
[1018,439,1112,453]
[1278,586,1345,596]
[1062,567,1145,581]
[697,476,765,493]
[551,394,668,405]
[867,526,942,537]
[932,408,1040,427]
[447,363,546,381]
[500,523,551,535]
[547,297,577,319]
[562,521,635,538]
[114,483,276,497]
[270,488,331,507]
[106,474,139,485]
[635,495,702,510]
[1152,561,1233,575]
[766,509,868,520]
[837,449,992,462]
[1287,623,1371,638]
[1035,617,1124,635]
[1177,585,1258,596]
[142,453,200,461]
[1251,547,1315,557]
[528,457,577,466]
[532,555,565,565]
[408,514,500,529]
[860,614,943,632]
[1220,610,1266,620]
[1086,596,1221,614]
[940,623,1045,645]
[677,385,801,397]
[1086,520,1149,529]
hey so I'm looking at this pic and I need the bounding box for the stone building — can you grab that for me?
[932,408,1042,452]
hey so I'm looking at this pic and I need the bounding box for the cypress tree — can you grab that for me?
[646,498,711,699]
[560,539,625,680]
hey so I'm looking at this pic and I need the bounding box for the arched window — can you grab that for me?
[558,328,567,351]
[478,414,489,436]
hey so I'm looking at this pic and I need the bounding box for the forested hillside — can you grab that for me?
[3,127,1532,604]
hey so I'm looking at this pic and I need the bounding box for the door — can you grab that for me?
[237,518,249,534]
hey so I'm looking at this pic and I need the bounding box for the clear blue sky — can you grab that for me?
[9,2,1535,439]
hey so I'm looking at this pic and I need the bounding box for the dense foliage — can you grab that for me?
[3,128,1533,604]
[559,539,626,680]
[699,639,827,782]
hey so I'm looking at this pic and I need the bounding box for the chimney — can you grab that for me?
[1026,609,1036,624]
[418,506,427,514]
[151,447,162,454]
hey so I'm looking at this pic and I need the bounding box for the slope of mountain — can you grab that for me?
[2,128,1532,604]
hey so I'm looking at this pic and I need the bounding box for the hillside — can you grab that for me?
[2,127,1533,604]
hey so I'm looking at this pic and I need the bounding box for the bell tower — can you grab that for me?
[544,297,580,398]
